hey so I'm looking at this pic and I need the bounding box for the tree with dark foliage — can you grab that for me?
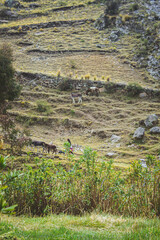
[105,0,121,15]
[0,44,21,105]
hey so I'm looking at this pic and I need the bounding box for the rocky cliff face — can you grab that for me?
[95,0,160,81]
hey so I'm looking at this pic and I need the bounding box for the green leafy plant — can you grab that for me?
[0,155,8,169]
[129,3,139,12]
[0,44,21,105]
[36,100,52,115]
[58,79,73,91]
[126,83,143,97]
[1,150,160,217]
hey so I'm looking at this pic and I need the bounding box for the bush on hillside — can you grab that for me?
[105,0,121,15]
[129,3,139,12]
[126,83,143,97]
[58,79,73,91]
[0,44,21,105]
[36,100,52,115]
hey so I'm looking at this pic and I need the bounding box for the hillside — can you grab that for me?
[0,0,160,238]
[0,0,160,166]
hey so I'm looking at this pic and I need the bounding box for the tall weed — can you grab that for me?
[1,149,160,217]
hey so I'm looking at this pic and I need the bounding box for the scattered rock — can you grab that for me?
[109,30,122,42]
[106,152,116,157]
[94,14,106,30]
[0,20,9,23]
[4,0,23,8]
[96,44,106,48]
[128,144,135,148]
[133,127,145,139]
[150,126,160,134]
[111,134,121,143]
[29,3,40,8]
[0,8,18,19]
[139,92,147,98]
[144,114,159,127]
[116,143,121,148]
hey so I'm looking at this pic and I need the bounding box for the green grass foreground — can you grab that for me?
[0,214,160,240]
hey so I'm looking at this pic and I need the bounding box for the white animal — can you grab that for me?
[71,93,82,104]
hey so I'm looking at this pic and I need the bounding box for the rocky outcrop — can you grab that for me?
[144,114,159,128]
[133,127,145,139]
[0,8,18,19]
[110,134,121,143]
[95,0,160,80]
[150,126,160,134]
[16,71,160,98]
[4,0,23,8]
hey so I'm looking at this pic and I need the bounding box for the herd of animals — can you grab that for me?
[30,138,78,155]
[71,87,100,103]
[0,87,100,154]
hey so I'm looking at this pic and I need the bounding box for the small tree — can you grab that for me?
[0,44,21,105]
[105,0,121,15]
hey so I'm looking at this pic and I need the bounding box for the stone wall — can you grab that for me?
[16,71,160,98]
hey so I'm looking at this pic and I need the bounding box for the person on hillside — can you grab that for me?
[67,138,73,154]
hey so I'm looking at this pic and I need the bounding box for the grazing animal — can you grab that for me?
[71,93,82,104]
[31,140,45,152]
[86,87,100,97]
[44,143,57,154]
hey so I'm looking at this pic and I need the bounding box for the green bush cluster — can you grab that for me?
[104,82,116,93]
[105,0,121,15]
[1,148,160,217]
[129,3,139,12]
[36,100,52,115]
[0,44,21,104]
[58,79,73,91]
[126,83,143,97]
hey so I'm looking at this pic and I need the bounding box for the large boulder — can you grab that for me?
[133,127,145,139]
[0,8,18,19]
[139,92,147,98]
[110,134,121,143]
[4,0,23,8]
[150,126,160,134]
[144,114,159,127]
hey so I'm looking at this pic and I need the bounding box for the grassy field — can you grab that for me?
[1,213,160,240]
[6,85,160,170]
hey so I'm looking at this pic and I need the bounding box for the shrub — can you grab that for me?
[126,83,143,97]
[0,44,21,105]
[104,82,115,93]
[84,74,90,80]
[57,70,61,78]
[70,60,77,69]
[122,14,132,22]
[58,79,73,91]
[70,109,75,116]
[0,155,8,169]
[129,3,139,12]
[36,100,52,114]
[2,151,160,217]
[105,0,121,15]
[0,113,31,153]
